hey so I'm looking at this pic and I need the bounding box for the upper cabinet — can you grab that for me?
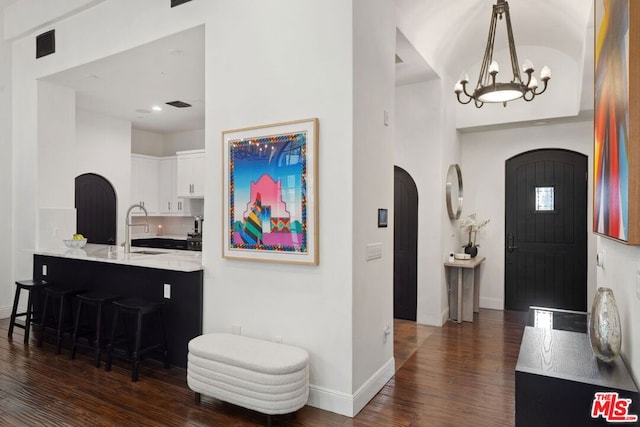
[130,151,204,216]
[130,154,159,214]
[176,149,205,198]
[158,157,191,216]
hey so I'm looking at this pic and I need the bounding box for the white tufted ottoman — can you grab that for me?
[187,333,309,417]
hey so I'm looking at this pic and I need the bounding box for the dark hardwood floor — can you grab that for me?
[0,309,527,426]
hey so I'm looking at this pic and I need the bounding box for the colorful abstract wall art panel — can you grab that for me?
[223,118,319,264]
[594,0,640,244]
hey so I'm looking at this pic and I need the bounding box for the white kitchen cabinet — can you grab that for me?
[158,157,191,216]
[176,149,205,198]
[131,154,159,214]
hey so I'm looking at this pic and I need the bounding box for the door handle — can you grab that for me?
[507,233,518,253]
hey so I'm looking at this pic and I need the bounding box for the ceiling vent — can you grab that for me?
[166,101,192,108]
[36,30,56,59]
[171,0,192,7]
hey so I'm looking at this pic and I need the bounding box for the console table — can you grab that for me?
[516,325,639,426]
[444,256,484,323]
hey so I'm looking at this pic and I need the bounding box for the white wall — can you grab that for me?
[164,128,204,155]
[460,119,596,310]
[0,9,12,317]
[205,0,359,416]
[596,237,640,385]
[395,79,448,325]
[351,0,395,413]
[7,0,390,417]
[131,128,164,157]
[76,110,132,244]
[439,76,464,319]
[37,81,75,209]
[132,128,204,157]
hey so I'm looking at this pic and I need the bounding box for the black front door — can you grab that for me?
[505,149,588,312]
[394,166,418,321]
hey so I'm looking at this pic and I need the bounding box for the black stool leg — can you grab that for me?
[94,303,104,367]
[105,309,118,372]
[55,295,67,355]
[70,299,84,360]
[24,289,36,344]
[158,310,169,369]
[37,293,51,348]
[132,311,143,382]
[8,287,21,339]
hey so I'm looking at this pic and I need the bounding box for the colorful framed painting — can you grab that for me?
[222,118,319,264]
[594,0,640,244]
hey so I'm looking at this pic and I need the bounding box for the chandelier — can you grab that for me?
[454,0,551,108]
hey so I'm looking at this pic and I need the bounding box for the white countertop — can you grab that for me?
[35,243,203,272]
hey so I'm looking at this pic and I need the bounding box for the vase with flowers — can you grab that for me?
[460,213,490,258]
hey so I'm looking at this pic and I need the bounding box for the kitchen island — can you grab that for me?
[33,244,203,369]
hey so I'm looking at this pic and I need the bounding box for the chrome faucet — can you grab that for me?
[124,203,149,254]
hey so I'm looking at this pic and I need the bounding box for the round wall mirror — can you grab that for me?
[446,164,463,219]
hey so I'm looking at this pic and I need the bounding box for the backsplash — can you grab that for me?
[131,216,198,238]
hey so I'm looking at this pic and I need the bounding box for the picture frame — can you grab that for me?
[593,0,640,244]
[222,118,319,264]
[378,209,388,228]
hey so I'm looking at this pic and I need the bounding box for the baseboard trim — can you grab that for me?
[441,307,450,326]
[352,357,395,416]
[0,305,12,319]
[480,297,503,310]
[307,357,395,417]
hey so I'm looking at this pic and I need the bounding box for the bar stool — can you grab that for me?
[70,291,119,367]
[105,297,169,382]
[37,286,85,355]
[8,279,49,344]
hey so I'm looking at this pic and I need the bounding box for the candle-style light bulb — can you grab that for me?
[522,59,534,73]
[454,81,463,93]
[540,65,551,80]
[489,61,499,74]
[528,76,539,90]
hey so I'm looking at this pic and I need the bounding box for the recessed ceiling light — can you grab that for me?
[152,105,162,112]
[168,48,183,56]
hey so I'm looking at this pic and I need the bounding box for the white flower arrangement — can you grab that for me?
[460,213,490,248]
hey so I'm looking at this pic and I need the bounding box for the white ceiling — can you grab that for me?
[25,1,593,133]
[42,25,205,134]
[395,0,592,78]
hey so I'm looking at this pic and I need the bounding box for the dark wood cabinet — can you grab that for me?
[33,255,202,368]
[516,326,639,426]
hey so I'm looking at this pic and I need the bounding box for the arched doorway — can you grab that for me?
[75,173,117,245]
[505,149,588,311]
[394,166,418,321]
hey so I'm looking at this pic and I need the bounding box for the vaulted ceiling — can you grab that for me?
[395,0,595,129]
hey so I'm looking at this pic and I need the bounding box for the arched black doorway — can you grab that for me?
[75,173,117,245]
[505,149,588,311]
[394,166,418,321]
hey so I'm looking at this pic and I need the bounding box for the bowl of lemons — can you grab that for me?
[64,234,88,249]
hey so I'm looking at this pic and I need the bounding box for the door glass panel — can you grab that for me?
[535,187,554,211]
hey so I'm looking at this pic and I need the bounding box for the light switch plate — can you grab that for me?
[163,283,171,299]
[366,243,382,261]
